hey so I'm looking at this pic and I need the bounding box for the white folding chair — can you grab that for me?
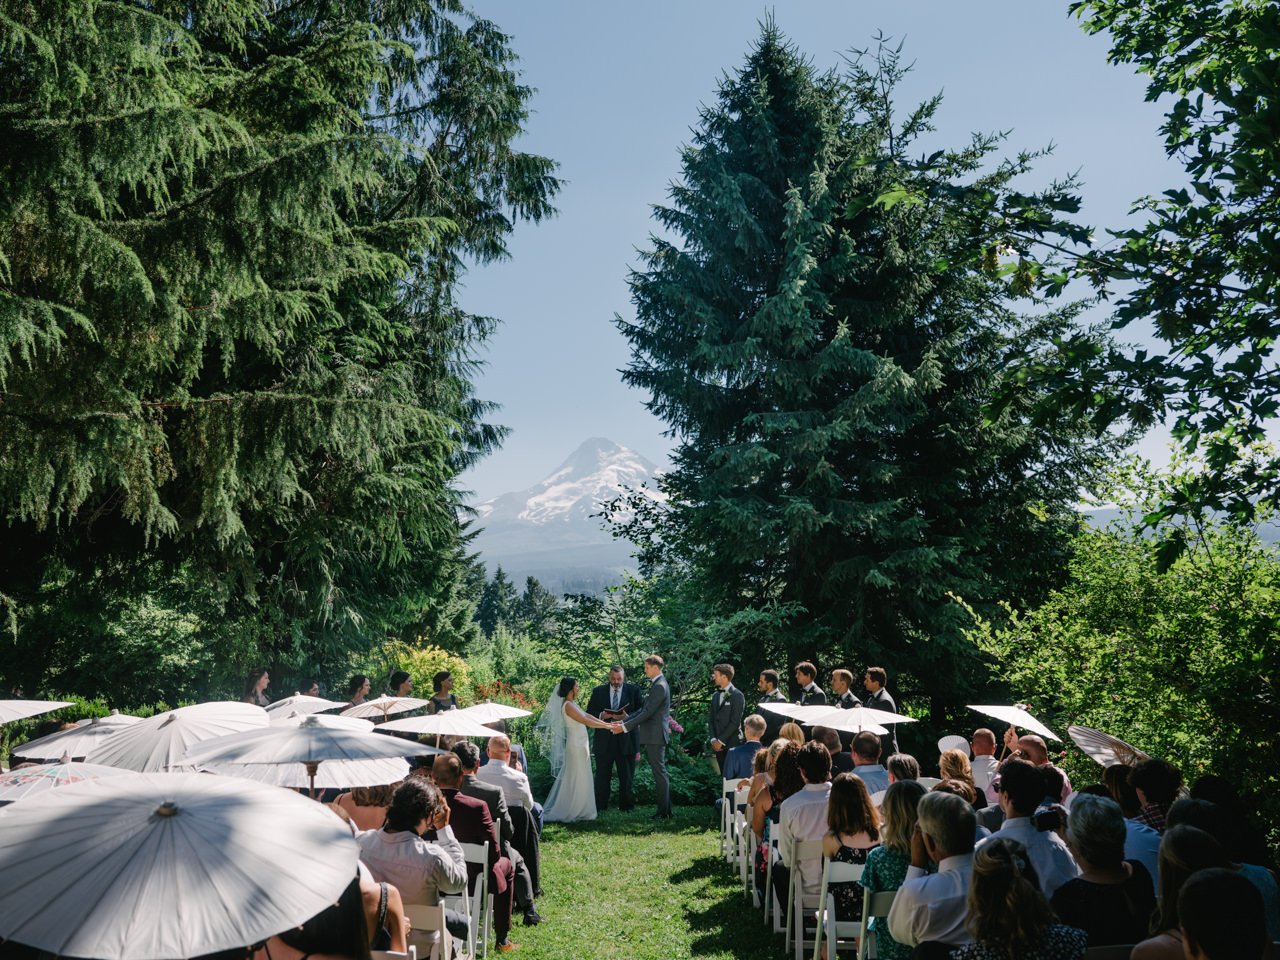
[856,887,897,960]
[458,841,490,960]
[784,839,826,960]
[730,783,752,895]
[403,904,451,960]
[720,777,740,861]
[765,835,784,931]
[372,949,417,960]
[812,859,864,960]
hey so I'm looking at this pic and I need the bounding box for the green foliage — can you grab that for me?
[967,458,1280,836]
[615,27,1119,711]
[0,0,557,700]
[476,566,520,638]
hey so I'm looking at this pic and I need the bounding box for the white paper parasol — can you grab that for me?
[206,755,411,790]
[0,772,358,960]
[458,701,533,723]
[265,694,347,716]
[0,757,135,804]
[755,702,841,723]
[1068,724,1151,767]
[378,711,503,739]
[269,711,372,730]
[10,711,141,761]
[340,695,429,720]
[86,701,269,772]
[0,700,73,725]
[183,714,422,796]
[967,704,1061,742]
[806,706,913,735]
[938,735,970,756]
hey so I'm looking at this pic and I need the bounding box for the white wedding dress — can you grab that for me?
[542,703,597,823]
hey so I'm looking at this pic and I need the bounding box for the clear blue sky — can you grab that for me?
[459,1,1181,501]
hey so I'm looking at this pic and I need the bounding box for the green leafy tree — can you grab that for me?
[616,28,1118,712]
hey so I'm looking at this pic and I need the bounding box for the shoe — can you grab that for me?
[523,911,543,926]
[533,888,544,898]
[496,940,519,953]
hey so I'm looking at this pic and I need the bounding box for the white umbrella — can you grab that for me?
[269,711,373,730]
[11,711,141,761]
[340,695,429,721]
[182,714,424,796]
[0,772,358,960]
[0,756,135,804]
[0,700,73,725]
[1067,724,1150,767]
[967,704,1061,742]
[206,756,412,790]
[378,711,506,739]
[803,706,911,735]
[86,701,269,772]
[458,701,532,723]
[265,694,347,716]
[755,702,840,724]
[938,735,970,756]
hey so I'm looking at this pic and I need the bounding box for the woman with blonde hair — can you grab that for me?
[860,779,928,960]
[939,748,987,809]
[950,838,1087,960]
[778,722,806,749]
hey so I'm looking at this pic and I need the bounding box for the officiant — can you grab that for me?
[587,665,643,812]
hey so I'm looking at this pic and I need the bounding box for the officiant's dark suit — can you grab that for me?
[586,673,643,811]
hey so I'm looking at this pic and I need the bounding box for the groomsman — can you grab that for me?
[832,669,861,709]
[755,669,787,742]
[794,661,826,705]
[708,663,745,773]
[863,665,899,756]
[586,665,643,811]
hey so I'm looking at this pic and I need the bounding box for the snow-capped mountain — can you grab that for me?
[469,438,665,593]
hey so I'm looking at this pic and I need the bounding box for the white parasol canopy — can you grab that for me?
[1068,724,1151,767]
[265,694,347,716]
[0,757,134,804]
[755,702,840,723]
[10,711,141,761]
[0,700,73,725]
[86,701,269,772]
[269,711,372,730]
[804,706,911,735]
[378,711,502,739]
[206,756,412,790]
[967,704,1061,742]
[340,695,429,720]
[0,772,358,960]
[458,701,533,723]
[938,735,970,756]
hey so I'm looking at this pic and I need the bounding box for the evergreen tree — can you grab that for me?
[475,566,519,638]
[517,575,559,636]
[618,29,1118,708]
[0,0,557,698]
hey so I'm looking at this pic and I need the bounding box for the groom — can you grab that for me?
[617,653,672,820]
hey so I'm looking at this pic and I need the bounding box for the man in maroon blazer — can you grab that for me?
[433,753,518,953]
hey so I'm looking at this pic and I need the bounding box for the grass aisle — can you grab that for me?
[510,808,779,959]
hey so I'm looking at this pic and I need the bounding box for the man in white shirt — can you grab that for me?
[970,728,1000,804]
[775,741,833,906]
[887,791,977,948]
[478,734,536,812]
[980,758,1080,897]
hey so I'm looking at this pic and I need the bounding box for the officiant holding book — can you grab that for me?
[587,665,643,812]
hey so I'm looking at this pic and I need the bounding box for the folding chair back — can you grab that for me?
[721,778,741,860]
[403,904,451,960]
[371,949,417,960]
[785,839,826,960]
[856,888,897,960]
[458,841,491,959]
[812,860,864,960]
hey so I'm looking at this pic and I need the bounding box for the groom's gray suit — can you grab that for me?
[623,672,672,818]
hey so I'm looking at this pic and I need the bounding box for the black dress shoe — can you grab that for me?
[522,911,543,926]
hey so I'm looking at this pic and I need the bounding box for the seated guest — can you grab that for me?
[884,752,919,785]
[355,778,468,955]
[478,720,529,771]
[931,780,989,841]
[778,722,807,749]
[821,773,880,928]
[812,726,852,775]
[1165,798,1280,940]
[1178,867,1270,960]
[1051,793,1156,946]
[849,731,888,792]
[1132,825,1229,960]
[950,839,1087,960]
[1190,775,1276,870]
[433,753,519,953]
[775,742,834,905]
[969,728,999,804]
[478,734,541,833]
[1102,762,1142,817]
[982,758,1079,897]
[717,714,768,817]
[1001,728,1071,801]
[939,749,986,809]
[336,783,398,833]
[886,790,977,949]
[360,872,409,953]
[1129,758,1183,834]
[751,740,803,897]
[862,780,929,960]
[253,875,372,960]
[1075,782,1160,881]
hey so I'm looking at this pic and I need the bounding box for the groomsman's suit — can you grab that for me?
[623,670,672,818]
[708,682,745,773]
[755,686,788,745]
[797,682,827,706]
[586,676,643,811]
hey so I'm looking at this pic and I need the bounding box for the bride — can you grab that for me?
[539,676,620,823]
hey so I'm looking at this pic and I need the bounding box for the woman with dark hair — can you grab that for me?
[251,875,372,960]
[386,671,413,698]
[298,679,320,698]
[951,838,1087,960]
[1131,825,1229,960]
[821,773,881,926]
[751,740,803,898]
[539,677,618,823]
[346,675,371,707]
[242,668,271,707]
[426,672,457,714]
[860,780,928,960]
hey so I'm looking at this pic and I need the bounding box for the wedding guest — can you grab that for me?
[861,780,929,960]
[751,740,802,898]
[1129,758,1183,834]
[862,666,899,757]
[812,726,851,775]
[776,742,834,903]
[778,722,806,749]
[821,773,880,927]
[939,748,986,809]
[1131,825,1230,960]
[1102,762,1142,817]
[885,790,976,948]
[1075,782,1160,881]
[982,758,1079,897]
[724,714,767,780]
[242,668,270,707]
[346,675,371,707]
[360,873,409,953]
[426,672,458,713]
[885,753,919,785]
[931,779,988,835]
[970,728,999,804]
[794,662,826,705]
[850,731,889,793]
[1051,793,1156,946]
[1190,775,1276,870]
[1001,728,1071,801]
[253,875,371,960]
[336,783,399,832]
[950,839,1087,960]
[1179,868,1270,960]
[478,735,538,825]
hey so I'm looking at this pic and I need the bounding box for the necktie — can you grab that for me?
[611,686,619,711]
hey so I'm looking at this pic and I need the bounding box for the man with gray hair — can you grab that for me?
[886,791,977,948]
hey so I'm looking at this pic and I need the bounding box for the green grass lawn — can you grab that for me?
[507,807,780,959]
